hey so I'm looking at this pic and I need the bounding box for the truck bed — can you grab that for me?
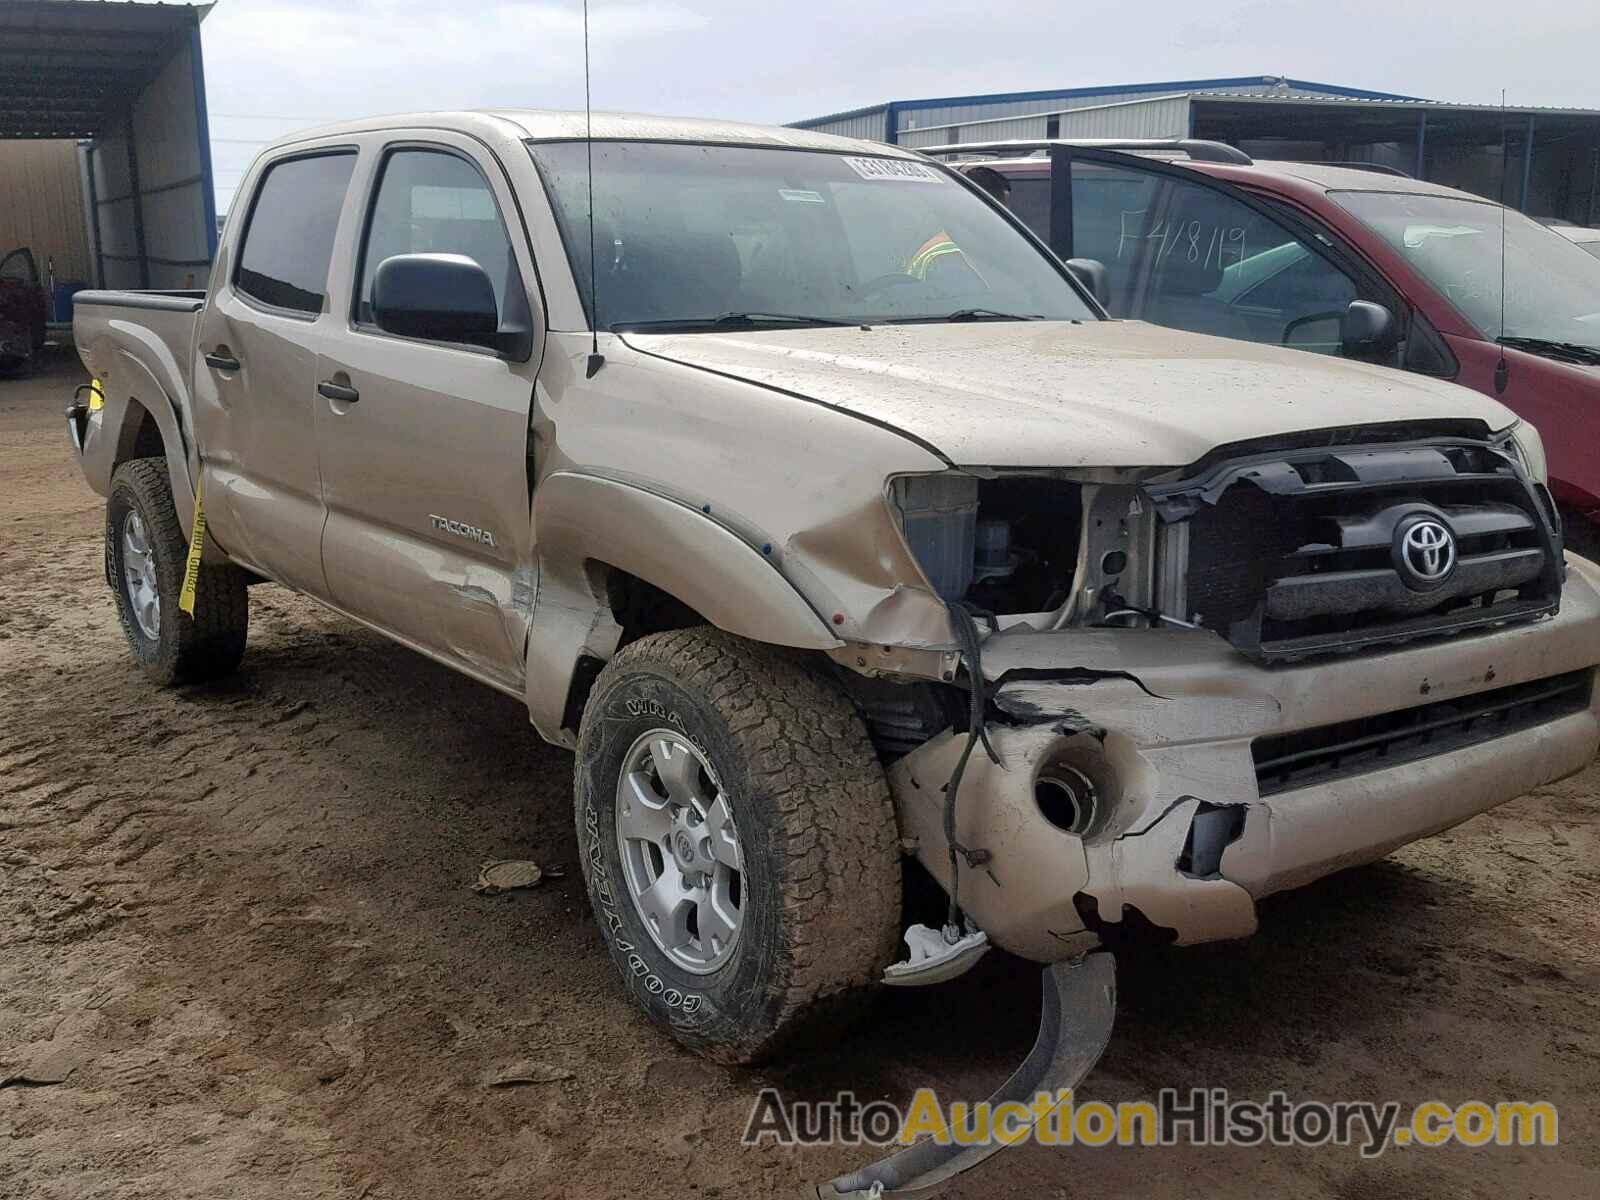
[70,290,206,503]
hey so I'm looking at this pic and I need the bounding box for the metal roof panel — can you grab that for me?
[0,0,209,138]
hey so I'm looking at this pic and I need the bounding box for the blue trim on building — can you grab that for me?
[790,76,1425,129]
[189,12,218,258]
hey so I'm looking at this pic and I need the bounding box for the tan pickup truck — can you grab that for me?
[66,109,1599,1190]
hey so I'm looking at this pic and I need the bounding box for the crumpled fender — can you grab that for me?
[524,471,843,742]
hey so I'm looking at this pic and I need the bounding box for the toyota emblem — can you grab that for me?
[1395,518,1457,588]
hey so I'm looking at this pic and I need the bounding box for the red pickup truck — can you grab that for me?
[939,141,1600,557]
[0,246,47,377]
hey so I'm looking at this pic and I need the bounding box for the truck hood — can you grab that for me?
[625,319,1517,467]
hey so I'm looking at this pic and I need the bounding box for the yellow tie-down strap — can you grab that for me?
[178,477,206,616]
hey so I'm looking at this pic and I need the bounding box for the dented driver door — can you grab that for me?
[313,131,542,694]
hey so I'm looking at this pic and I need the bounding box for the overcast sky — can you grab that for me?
[200,0,1600,211]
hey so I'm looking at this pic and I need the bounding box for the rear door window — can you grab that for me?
[1004,175,1051,240]
[1151,181,1356,350]
[995,156,1365,353]
[234,152,357,314]
[1076,163,1358,352]
[1067,161,1166,310]
[995,162,1167,309]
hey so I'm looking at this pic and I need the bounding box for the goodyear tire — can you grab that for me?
[575,627,901,1064]
[107,458,248,685]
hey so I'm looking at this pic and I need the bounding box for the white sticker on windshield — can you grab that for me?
[779,188,826,203]
[842,156,940,182]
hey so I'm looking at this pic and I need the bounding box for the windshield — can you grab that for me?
[1334,190,1600,353]
[527,141,1095,330]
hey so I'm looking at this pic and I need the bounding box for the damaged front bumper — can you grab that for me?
[889,556,1600,962]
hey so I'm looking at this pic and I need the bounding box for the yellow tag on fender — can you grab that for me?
[178,478,206,616]
[88,378,105,411]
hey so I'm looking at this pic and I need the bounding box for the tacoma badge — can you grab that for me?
[429,514,498,548]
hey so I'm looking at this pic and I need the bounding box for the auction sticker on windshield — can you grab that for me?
[842,156,940,182]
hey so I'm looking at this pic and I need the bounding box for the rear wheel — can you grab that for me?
[574,627,901,1064]
[108,458,249,685]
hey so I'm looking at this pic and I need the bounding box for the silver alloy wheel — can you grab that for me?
[615,728,745,974]
[121,509,161,641]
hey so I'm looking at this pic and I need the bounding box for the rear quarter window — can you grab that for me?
[235,152,358,314]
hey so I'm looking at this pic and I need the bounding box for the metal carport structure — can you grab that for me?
[0,0,217,289]
[796,77,1600,224]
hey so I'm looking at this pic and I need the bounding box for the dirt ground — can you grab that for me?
[2,349,1598,1200]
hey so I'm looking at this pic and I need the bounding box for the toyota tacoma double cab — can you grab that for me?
[66,111,1600,1195]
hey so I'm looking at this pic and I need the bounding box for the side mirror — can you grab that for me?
[372,253,500,346]
[1340,300,1398,357]
[1065,258,1111,309]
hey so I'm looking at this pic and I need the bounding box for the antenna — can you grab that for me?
[583,0,605,379]
[1495,89,1509,393]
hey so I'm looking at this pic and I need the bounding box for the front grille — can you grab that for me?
[1150,441,1563,662]
[1252,669,1594,796]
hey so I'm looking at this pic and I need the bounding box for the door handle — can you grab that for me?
[204,350,241,372]
[317,380,360,404]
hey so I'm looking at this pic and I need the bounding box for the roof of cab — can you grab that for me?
[940,151,1488,201]
[265,109,921,158]
[1240,160,1483,197]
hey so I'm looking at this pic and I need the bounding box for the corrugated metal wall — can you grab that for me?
[89,33,213,289]
[897,96,1194,148]
[899,115,1048,148]
[801,107,889,141]
[1057,95,1192,139]
[799,84,1349,148]
[897,88,1182,135]
[90,119,138,288]
[0,139,90,282]
[893,82,1337,146]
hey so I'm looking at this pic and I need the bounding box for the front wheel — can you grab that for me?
[574,627,902,1064]
[108,458,249,685]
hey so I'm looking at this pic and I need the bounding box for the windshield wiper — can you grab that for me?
[885,308,1043,325]
[616,312,867,332]
[944,308,1042,322]
[1498,335,1600,365]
